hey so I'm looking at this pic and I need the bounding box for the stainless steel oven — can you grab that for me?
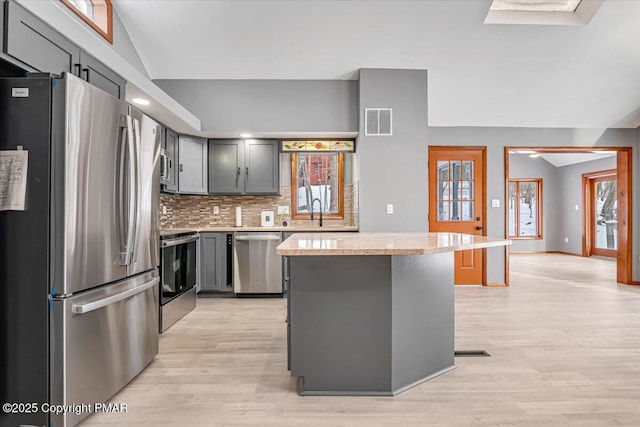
[160,232,198,332]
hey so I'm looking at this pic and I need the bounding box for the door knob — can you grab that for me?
[475,226,483,231]
[475,217,481,221]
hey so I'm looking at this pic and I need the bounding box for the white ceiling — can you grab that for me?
[114,0,640,129]
[510,151,617,167]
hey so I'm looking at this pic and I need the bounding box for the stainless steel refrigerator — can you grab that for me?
[0,73,161,427]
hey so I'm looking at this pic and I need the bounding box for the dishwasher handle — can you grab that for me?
[235,235,282,241]
[71,278,159,314]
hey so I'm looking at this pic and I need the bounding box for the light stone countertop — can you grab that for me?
[276,232,511,256]
[160,225,358,236]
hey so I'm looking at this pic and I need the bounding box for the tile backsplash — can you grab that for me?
[160,185,357,228]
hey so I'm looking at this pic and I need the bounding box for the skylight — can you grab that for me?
[490,1,582,13]
[485,0,602,25]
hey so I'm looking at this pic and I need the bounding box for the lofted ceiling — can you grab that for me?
[114,0,640,129]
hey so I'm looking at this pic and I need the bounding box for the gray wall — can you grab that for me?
[554,156,617,254]
[154,79,358,133]
[508,154,558,252]
[357,69,429,233]
[428,127,638,283]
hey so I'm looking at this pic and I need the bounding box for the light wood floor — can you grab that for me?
[85,254,640,426]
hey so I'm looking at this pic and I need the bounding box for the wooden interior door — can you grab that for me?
[428,147,486,285]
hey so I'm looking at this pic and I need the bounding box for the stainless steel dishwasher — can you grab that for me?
[233,232,283,296]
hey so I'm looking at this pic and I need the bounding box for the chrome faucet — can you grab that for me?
[310,197,323,227]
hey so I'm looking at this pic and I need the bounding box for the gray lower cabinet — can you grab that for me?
[199,233,233,292]
[208,139,279,195]
[178,135,208,194]
[1,1,125,99]
[162,128,179,193]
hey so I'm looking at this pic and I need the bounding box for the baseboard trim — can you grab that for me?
[487,282,508,287]
[511,250,583,257]
[629,281,640,286]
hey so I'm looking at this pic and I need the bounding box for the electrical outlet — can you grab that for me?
[277,205,289,215]
[387,204,394,214]
[213,206,220,215]
[162,205,167,215]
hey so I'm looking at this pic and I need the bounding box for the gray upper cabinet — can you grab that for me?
[163,128,179,193]
[209,139,279,195]
[245,139,279,194]
[1,1,125,98]
[208,140,244,194]
[79,52,125,100]
[178,135,208,194]
[3,0,80,75]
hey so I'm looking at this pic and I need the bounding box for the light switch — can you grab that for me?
[277,205,289,215]
[162,205,167,215]
[213,206,220,215]
[387,204,394,214]
[491,199,500,208]
[575,205,579,211]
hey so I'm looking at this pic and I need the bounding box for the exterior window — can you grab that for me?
[508,179,542,239]
[291,153,344,219]
[61,0,113,44]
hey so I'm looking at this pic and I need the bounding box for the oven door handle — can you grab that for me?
[161,235,199,248]
[71,278,159,315]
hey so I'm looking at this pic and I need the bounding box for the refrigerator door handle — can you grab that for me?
[117,122,128,265]
[71,278,159,314]
[124,115,137,265]
[131,118,142,263]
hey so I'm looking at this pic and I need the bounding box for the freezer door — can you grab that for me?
[50,269,159,427]
[128,107,161,276]
[57,74,130,294]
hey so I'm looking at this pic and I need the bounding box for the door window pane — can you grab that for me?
[437,161,449,180]
[438,201,449,220]
[462,161,473,180]
[451,161,461,180]
[438,181,451,200]
[461,201,472,220]
[461,181,472,200]
[508,179,542,238]
[450,201,461,221]
[594,180,617,250]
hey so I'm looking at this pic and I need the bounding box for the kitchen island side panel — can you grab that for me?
[289,255,393,394]
[391,252,455,392]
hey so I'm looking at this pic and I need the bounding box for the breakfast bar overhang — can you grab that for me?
[277,232,511,396]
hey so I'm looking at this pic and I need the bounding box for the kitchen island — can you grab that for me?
[276,232,511,396]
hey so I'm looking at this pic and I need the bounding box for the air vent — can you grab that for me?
[365,108,392,136]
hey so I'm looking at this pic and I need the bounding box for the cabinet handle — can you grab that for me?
[179,164,183,172]
[246,167,249,175]
[74,63,82,77]
[82,68,89,81]
[237,167,241,175]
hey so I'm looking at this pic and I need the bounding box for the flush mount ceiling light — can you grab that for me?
[485,0,603,25]
[132,98,150,106]
[240,133,252,138]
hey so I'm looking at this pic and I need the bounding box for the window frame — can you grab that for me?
[508,178,543,239]
[291,152,345,220]
[61,0,114,44]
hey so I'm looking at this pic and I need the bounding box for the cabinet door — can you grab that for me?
[4,1,80,74]
[164,129,179,193]
[178,135,208,194]
[245,139,280,194]
[199,233,222,291]
[79,51,126,100]
[208,139,244,194]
